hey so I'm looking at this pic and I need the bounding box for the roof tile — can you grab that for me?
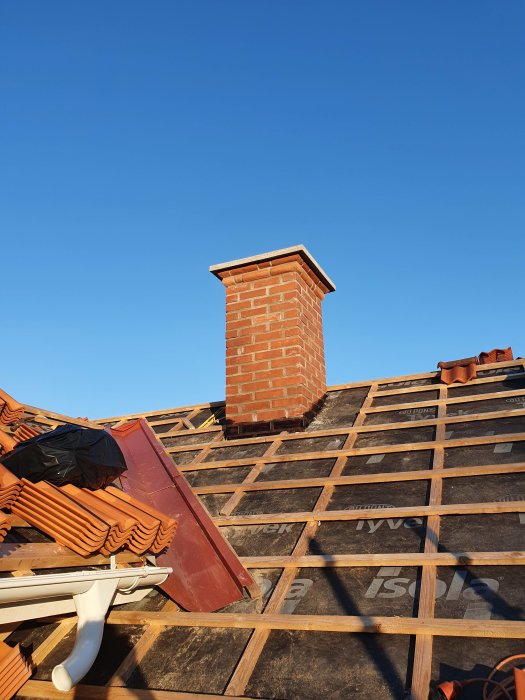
[478,346,514,364]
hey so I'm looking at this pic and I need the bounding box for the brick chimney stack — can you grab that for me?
[210,245,336,435]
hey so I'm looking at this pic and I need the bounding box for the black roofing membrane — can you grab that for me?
[373,389,439,407]
[432,637,525,700]
[364,405,437,426]
[446,394,525,416]
[231,486,322,515]
[255,457,336,481]
[170,448,201,465]
[146,410,191,422]
[183,464,253,487]
[127,626,252,694]
[307,386,370,429]
[327,480,430,510]
[379,376,436,390]
[276,434,346,455]
[445,415,525,440]
[219,522,306,557]
[439,513,524,551]
[290,566,420,617]
[441,472,525,503]
[343,449,433,475]
[246,630,413,699]
[434,566,525,620]
[198,492,231,516]
[355,425,436,448]
[160,430,218,447]
[448,376,525,397]
[308,518,426,554]
[204,442,271,462]
[445,441,525,467]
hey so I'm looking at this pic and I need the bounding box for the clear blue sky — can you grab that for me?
[1,2,524,418]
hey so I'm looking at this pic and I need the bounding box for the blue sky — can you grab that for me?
[1,2,524,418]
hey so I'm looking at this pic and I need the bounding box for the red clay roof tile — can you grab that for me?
[0,642,32,700]
[478,346,514,364]
[439,362,477,385]
[0,389,25,427]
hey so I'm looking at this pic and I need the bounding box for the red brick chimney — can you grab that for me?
[210,246,336,435]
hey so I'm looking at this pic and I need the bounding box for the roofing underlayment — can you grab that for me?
[2,355,525,699]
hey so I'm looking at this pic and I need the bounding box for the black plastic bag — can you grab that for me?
[0,424,127,489]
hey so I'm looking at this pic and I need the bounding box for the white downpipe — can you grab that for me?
[0,565,171,692]
[51,577,119,692]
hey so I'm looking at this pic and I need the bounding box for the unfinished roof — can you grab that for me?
[3,354,525,699]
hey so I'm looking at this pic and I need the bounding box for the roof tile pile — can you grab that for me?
[12,423,41,443]
[0,391,25,427]
[0,642,32,700]
[438,346,514,385]
[0,463,22,510]
[10,479,177,556]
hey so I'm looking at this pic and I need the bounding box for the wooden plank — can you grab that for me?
[192,462,525,495]
[106,610,525,638]
[18,680,255,700]
[363,387,525,414]
[212,500,525,527]
[239,551,525,568]
[175,432,525,471]
[411,386,446,700]
[168,406,525,455]
[0,544,141,571]
[329,360,524,393]
[94,400,225,424]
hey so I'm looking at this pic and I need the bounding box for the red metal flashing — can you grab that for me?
[109,419,258,612]
[478,346,513,364]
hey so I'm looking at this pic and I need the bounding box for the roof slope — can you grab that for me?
[4,356,525,699]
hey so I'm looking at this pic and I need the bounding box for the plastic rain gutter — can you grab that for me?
[0,565,171,691]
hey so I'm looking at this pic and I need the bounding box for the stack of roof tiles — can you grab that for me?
[0,642,31,700]
[0,391,25,428]
[9,480,177,557]
[438,346,514,384]
[0,463,21,510]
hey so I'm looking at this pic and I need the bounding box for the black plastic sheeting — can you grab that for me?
[1,424,127,489]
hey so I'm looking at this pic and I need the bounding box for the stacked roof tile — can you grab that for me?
[12,423,41,443]
[9,479,177,557]
[0,391,24,428]
[438,346,514,384]
[0,642,31,700]
[0,463,21,510]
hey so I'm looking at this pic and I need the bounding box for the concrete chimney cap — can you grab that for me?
[209,244,336,292]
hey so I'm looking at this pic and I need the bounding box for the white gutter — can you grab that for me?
[0,565,171,692]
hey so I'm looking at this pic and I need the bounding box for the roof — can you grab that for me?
[3,355,525,698]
